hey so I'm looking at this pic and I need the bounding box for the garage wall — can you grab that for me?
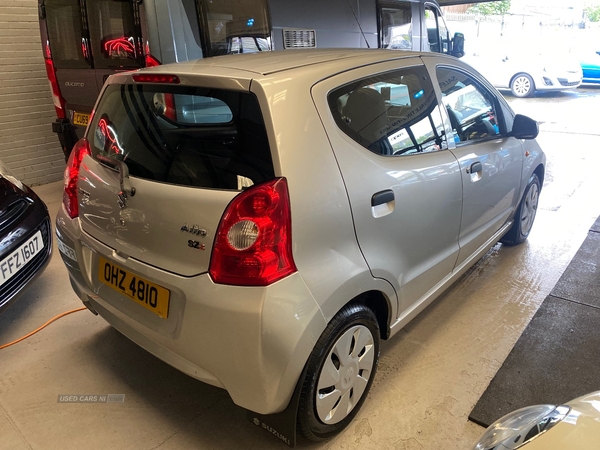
[0,0,65,186]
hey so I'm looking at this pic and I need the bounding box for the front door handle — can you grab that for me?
[372,189,394,207]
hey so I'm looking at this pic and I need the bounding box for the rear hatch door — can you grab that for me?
[78,81,275,276]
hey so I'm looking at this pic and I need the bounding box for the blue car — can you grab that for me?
[581,51,600,84]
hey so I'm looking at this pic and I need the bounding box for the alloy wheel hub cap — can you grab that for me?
[315,324,375,425]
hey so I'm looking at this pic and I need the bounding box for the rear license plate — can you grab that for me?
[98,257,170,319]
[72,111,90,127]
[0,231,44,287]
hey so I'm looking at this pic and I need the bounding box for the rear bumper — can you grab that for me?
[55,206,327,414]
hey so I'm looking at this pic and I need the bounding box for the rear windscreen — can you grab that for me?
[45,0,90,69]
[87,0,142,69]
[88,84,275,190]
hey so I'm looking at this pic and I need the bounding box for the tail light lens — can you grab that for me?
[63,138,91,219]
[209,178,297,286]
[43,44,67,119]
[145,54,161,67]
[144,43,161,67]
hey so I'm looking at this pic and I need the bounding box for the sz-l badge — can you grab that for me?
[188,240,206,250]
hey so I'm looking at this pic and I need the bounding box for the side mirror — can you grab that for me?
[451,32,465,58]
[510,114,539,140]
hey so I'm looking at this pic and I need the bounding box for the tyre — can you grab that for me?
[501,174,541,246]
[298,304,380,441]
[510,73,535,98]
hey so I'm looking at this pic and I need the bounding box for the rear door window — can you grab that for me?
[44,0,142,70]
[87,0,143,69]
[45,0,90,69]
[88,84,275,190]
[328,65,447,156]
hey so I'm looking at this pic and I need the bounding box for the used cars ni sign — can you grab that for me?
[55,49,545,442]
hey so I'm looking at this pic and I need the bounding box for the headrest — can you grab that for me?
[343,88,387,143]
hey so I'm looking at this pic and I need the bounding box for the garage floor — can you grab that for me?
[2,91,600,450]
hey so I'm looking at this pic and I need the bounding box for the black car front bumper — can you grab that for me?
[0,180,52,312]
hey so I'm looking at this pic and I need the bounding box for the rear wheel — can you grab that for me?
[501,174,541,246]
[298,304,380,441]
[510,73,535,98]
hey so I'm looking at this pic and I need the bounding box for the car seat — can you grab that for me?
[342,87,391,154]
[445,106,463,140]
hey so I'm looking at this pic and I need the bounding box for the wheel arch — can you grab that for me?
[346,290,392,340]
[508,71,537,97]
[533,163,545,188]
[510,72,536,91]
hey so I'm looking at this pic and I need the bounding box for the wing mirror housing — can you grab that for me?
[451,32,465,58]
[510,114,539,140]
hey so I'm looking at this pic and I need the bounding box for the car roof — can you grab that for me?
[142,49,430,77]
[109,49,462,95]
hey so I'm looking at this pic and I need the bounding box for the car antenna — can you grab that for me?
[346,0,370,48]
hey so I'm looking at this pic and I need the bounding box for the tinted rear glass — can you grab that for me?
[87,0,142,69]
[45,0,90,69]
[88,84,275,190]
[197,0,272,56]
[327,65,445,156]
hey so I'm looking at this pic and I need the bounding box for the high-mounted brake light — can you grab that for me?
[209,178,297,286]
[43,43,67,119]
[132,74,180,84]
[63,138,91,219]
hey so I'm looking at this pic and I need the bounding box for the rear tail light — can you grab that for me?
[63,138,91,219]
[43,43,67,119]
[145,54,161,67]
[209,178,297,286]
[144,42,161,67]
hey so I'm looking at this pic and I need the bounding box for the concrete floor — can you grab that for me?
[1,89,600,450]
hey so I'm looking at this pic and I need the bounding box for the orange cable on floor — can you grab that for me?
[0,307,87,350]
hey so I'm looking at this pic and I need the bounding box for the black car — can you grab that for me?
[0,161,52,312]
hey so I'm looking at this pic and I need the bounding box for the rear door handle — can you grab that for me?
[467,161,482,174]
[371,189,394,207]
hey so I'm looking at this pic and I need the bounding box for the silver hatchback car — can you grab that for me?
[55,49,545,443]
